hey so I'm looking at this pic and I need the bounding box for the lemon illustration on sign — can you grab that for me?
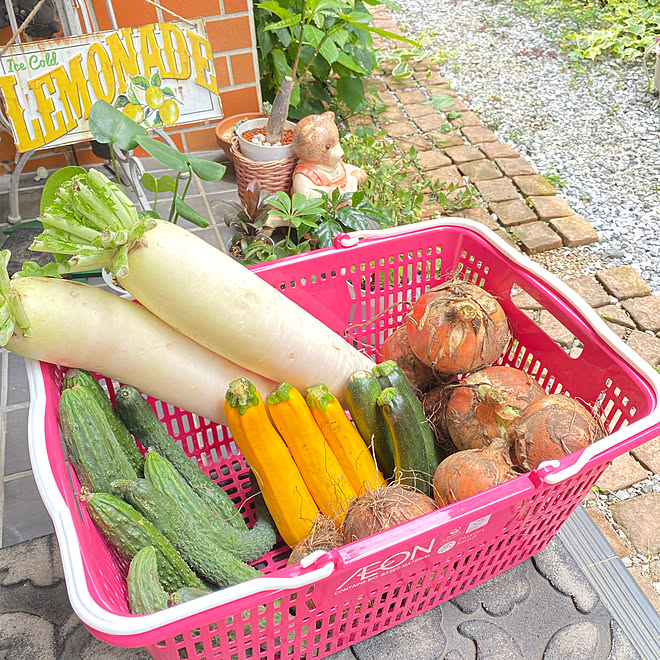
[145,85,164,109]
[123,103,144,123]
[159,98,179,125]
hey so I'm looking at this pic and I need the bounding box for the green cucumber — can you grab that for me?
[373,360,441,469]
[127,546,169,614]
[63,368,145,475]
[377,387,433,495]
[345,370,395,479]
[144,450,276,562]
[113,478,261,588]
[115,384,247,531]
[83,490,206,593]
[168,586,213,607]
[59,385,137,496]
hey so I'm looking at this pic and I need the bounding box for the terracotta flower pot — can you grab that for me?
[214,112,266,162]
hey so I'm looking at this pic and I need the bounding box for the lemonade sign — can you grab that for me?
[0,19,222,153]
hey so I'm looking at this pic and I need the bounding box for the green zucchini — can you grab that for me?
[113,478,261,588]
[377,387,434,495]
[115,385,247,531]
[83,490,206,593]
[59,385,137,496]
[127,546,169,614]
[345,370,395,479]
[168,586,213,607]
[373,360,441,469]
[63,368,145,475]
[144,450,276,562]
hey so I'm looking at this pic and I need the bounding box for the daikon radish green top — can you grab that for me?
[31,169,374,396]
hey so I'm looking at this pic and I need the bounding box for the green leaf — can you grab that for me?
[336,206,370,231]
[40,166,86,213]
[425,94,455,110]
[187,156,226,182]
[150,71,161,86]
[337,76,366,111]
[312,219,344,248]
[132,75,150,90]
[126,87,140,105]
[161,86,176,97]
[134,135,189,173]
[88,100,147,151]
[114,94,129,108]
[141,172,177,193]
[173,197,210,228]
[334,51,367,74]
[256,0,295,21]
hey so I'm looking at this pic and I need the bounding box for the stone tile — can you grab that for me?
[458,159,502,181]
[479,142,521,159]
[528,195,574,221]
[364,78,387,92]
[452,110,481,126]
[597,304,636,328]
[414,112,450,132]
[3,474,54,546]
[549,215,599,247]
[537,309,574,346]
[512,289,543,310]
[0,534,64,586]
[586,508,631,558]
[425,165,464,187]
[5,407,30,474]
[629,566,660,613]
[631,435,660,474]
[395,134,434,152]
[461,125,499,144]
[396,88,428,104]
[442,98,470,113]
[626,329,660,365]
[621,295,660,333]
[605,321,627,339]
[443,144,484,164]
[610,492,660,555]
[416,149,452,170]
[419,200,445,220]
[565,276,610,308]
[428,130,465,148]
[384,119,417,137]
[596,266,652,300]
[380,105,404,122]
[403,103,437,118]
[495,157,536,177]
[513,222,562,254]
[495,228,521,250]
[374,90,398,106]
[596,453,649,492]
[424,85,458,98]
[457,206,499,231]
[475,178,519,202]
[514,174,557,196]
[7,351,29,405]
[489,199,537,226]
[413,70,447,86]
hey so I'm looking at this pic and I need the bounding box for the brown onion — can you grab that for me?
[421,382,456,457]
[379,324,436,392]
[343,484,437,543]
[432,437,517,507]
[511,394,602,471]
[406,280,511,376]
[287,514,343,566]
[446,366,546,451]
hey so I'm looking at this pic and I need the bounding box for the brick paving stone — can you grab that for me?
[419,200,445,220]
[396,88,428,104]
[629,566,660,613]
[381,105,404,121]
[596,453,649,491]
[626,329,660,365]
[537,309,574,346]
[489,199,537,226]
[479,142,521,159]
[458,159,502,181]
[495,228,521,250]
[621,295,660,333]
[475,178,519,202]
[512,289,543,310]
[495,157,536,177]
[513,222,563,254]
[457,206,500,230]
[443,144,484,164]
[365,78,387,92]
[416,149,452,170]
[461,125,499,144]
[451,110,481,126]
[413,70,447,86]
[610,492,660,555]
[605,321,627,339]
[403,103,437,118]
[565,276,610,308]
[549,215,599,247]
[631,435,660,474]
[586,508,631,558]
[384,119,417,137]
[395,134,434,152]
[514,174,557,196]
[597,304,636,328]
[596,266,652,300]
[443,98,470,112]
[414,112,451,132]
[428,130,465,148]
[424,85,458,97]
[376,91,398,106]
[425,165,464,187]
[528,195,574,220]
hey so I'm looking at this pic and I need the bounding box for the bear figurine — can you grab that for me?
[291,112,367,200]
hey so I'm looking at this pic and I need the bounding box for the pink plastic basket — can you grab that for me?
[27,218,660,659]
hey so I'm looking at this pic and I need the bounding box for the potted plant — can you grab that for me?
[215,112,266,162]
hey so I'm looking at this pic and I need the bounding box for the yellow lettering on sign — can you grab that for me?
[105,28,140,93]
[186,30,217,93]
[27,69,68,144]
[51,55,92,131]
[87,42,116,103]
[0,74,44,151]
[160,23,190,79]
[138,24,166,77]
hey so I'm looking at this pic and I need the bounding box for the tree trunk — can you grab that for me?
[265,77,294,144]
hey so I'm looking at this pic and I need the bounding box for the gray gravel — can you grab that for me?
[393,0,660,293]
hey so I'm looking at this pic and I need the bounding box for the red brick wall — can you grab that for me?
[0,1,261,173]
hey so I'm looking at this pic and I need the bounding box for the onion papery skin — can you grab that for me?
[379,324,436,392]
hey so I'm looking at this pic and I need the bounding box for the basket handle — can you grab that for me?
[333,217,456,248]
